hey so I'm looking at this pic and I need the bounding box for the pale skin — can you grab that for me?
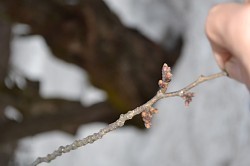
[205,0,250,89]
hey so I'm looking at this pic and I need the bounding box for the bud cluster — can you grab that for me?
[180,91,195,106]
[141,107,158,128]
[158,63,172,92]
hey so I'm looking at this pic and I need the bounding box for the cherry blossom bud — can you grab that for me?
[162,63,172,82]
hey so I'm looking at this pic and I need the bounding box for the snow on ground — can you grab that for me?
[14,0,250,166]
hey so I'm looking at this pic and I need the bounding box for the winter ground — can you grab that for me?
[13,0,250,165]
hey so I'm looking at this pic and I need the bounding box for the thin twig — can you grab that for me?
[163,71,227,98]
[32,65,227,166]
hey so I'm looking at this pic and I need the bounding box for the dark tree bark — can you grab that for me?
[1,0,182,112]
[0,0,183,164]
[0,19,17,166]
[0,2,182,164]
[0,99,119,144]
[0,20,11,82]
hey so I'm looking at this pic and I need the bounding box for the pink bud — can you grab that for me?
[158,80,165,88]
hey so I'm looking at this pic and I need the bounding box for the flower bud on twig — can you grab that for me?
[32,62,227,165]
[141,107,158,128]
[159,63,172,93]
[162,63,172,82]
[179,91,195,106]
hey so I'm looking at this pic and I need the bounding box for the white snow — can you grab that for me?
[14,0,250,166]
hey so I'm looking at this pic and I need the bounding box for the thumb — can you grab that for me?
[224,58,250,89]
[224,59,242,82]
[213,51,231,70]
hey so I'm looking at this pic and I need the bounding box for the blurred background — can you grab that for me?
[0,0,250,165]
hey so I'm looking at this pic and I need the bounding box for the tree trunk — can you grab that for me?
[0,0,183,164]
[1,0,182,112]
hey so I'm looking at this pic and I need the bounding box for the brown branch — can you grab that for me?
[0,80,120,144]
[0,101,119,144]
[32,64,227,166]
[163,72,228,98]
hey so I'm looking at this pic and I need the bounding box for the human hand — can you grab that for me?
[205,1,250,88]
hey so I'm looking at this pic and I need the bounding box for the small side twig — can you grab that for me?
[32,64,227,166]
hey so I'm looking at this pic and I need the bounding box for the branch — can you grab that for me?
[0,80,121,143]
[32,64,227,165]
[0,101,120,144]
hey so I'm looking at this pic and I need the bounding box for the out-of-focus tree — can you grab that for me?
[0,0,182,164]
